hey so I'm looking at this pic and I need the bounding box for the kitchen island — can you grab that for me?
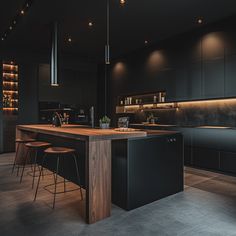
[16,125,183,224]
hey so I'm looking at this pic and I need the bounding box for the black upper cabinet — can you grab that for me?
[187,62,202,100]
[202,59,224,99]
[225,31,236,56]
[202,32,225,60]
[225,54,236,97]
[173,67,189,101]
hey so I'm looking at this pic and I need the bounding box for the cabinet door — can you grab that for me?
[220,151,236,174]
[174,67,189,101]
[192,147,220,170]
[225,55,236,97]
[187,62,202,100]
[202,59,224,99]
[184,146,192,166]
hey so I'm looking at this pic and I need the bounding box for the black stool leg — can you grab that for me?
[20,148,30,183]
[12,142,20,175]
[53,156,60,209]
[32,150,38,189]
[63,156,66,193]
[34,154,47,201]
[17,144,26,176]
[72,154,83,200]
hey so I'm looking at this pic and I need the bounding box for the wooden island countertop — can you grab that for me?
[17,124,148,141]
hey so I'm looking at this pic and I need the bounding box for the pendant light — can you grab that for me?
[105,0,110,65]
[51,22,59,86]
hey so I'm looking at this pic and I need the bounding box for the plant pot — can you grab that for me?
[100,123,110,129]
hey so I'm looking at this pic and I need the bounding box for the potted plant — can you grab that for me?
[99,116,111,129]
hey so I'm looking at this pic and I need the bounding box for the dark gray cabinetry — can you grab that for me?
[219,152,236,174]
[187,62,202,100]
[112,133,183,210]
[192,147,219,170]
[225,54,236,97]
[173,67,189,101]
[202,59,224,99]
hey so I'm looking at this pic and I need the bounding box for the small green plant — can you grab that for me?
[100,116,111,124]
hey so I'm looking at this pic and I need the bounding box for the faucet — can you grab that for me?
[52,112,62,127]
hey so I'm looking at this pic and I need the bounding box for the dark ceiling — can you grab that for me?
[1,0,236,62]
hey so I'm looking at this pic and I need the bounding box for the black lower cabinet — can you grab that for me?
[192,147,220,170]
[112,133,183,210]
[220,152,236,174]
[184,146,192,166]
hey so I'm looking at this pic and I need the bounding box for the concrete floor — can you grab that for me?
[1,153,236,236]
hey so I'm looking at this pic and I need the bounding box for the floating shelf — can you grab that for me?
[116,102,178,114]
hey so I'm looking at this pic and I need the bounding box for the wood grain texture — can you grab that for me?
[17,125,147,141]
[87,140,111,223]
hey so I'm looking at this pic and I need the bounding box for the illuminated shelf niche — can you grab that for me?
[2,61,19,114]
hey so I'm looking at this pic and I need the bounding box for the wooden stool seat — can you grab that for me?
[15,138,36,143]
[44,147,76,154]
[25,142,51,148]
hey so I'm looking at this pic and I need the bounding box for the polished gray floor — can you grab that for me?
[1,153,236,236]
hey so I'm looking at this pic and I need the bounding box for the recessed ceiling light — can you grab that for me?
[1,37,4,41]
[9,26,13,30]
[68,37,72,43]
[88,21,93,27]
[120,0,126,5]
[145,40,148,45]
[21,10,25,15]
[197,18,203,24]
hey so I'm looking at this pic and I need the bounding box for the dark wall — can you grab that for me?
[108,15,236,127]
[38,61,97,108]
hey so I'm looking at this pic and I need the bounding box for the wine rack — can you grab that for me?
[2,62,19,114]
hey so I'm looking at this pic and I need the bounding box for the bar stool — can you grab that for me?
[12,138,36,176]
[34,147,83,209]
[20,141,51,188]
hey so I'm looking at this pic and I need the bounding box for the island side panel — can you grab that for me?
[87,139,112,224]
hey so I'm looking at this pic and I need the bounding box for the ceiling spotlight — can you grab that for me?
[1,37,4,41]
[13,20,17,25]
[88,21,93,27]
[120,0,126,5]
[21,10,25,15]
[9,26,13,30]
[197,18,203,24]
[145,40,148,45]
[68,37,72,43]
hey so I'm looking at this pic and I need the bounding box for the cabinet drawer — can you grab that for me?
[220,152,236,174]
[192,147,219,170]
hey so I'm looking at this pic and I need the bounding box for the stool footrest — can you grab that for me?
[43,181,81,195]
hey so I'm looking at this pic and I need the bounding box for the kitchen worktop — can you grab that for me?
[17,124,179,141]
[130,123,235,130]
[17,124,147,141]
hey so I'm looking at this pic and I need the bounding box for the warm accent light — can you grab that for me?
[21,10,25,15]
[116,97,236,114]
[88,22,93,27]
[120,0,126,5]
[197,18,203,24]
[68,37,72,43]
